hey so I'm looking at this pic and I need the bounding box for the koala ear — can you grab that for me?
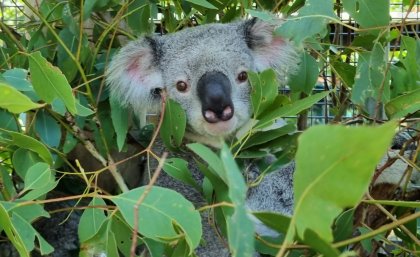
[243,18,298,84]
[106,37,163,115]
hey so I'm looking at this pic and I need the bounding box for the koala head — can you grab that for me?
[107,18,298,144]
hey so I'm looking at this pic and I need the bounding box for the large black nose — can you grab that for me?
[197,71,234,123]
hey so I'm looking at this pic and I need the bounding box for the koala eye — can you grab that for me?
[176,81,189,92]
[237,71,248,83]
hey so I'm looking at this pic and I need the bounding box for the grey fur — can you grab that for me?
[106,18,298,142]
[106,18,299,256]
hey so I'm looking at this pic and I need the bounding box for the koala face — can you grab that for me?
[107,18,297,144]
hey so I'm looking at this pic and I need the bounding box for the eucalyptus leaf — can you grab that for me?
[0,83,43,113]
[0,129,53,165]
[276,0,338,45]
[110,95,128,151]
[343,0,389,35]
[187,143,227,183]
[186,0,217,9]
[20,163,57,201]
[351,42,391,115]
[28,51,77,114]
[78,197,108,242]
[331,61,356,88]
[289,52,319,94]
[249,69,278,118]
[0,109,18,131]
[160,99,186,151]
[220,144,255,256]
[12,148,43,179]
[34,110,61,148]
[0,203,30,257]
[2,68,32,91]
[163,158,201,191]
[385,88,420,119]
[285,122,396,244]
[256,91,330,129]
[253,212,291,235]
[111,186,202,254]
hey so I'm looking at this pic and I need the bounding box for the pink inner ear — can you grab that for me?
[127,57,140,78]
[258,36,285,59]
[272,36,285,47]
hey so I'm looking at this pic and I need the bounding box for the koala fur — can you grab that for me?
[106,18,298,145]
[106,18,299,256]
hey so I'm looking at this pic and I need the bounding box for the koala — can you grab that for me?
[106,18,298,146]
[106,17,299,256]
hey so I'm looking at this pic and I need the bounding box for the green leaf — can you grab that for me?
[398,36,420,92]
[0,166,17,200]
[385,88,420,119]
[79,197,108,242]
[111,214,140,256]
[331,61,356,88]
[253,212,291,234]
[351,42,391,115]
[256,91,330,129]
[126,1,152,35]
[0,83,43,113]
[22,162,57,200]
[57,27,89,82]
[110,95,128,151]
[111,186,202,254]
[0,129,53,165]
[220,144,255,257]
[249,69,278,118]
[333,209,355,243]
[1,201,49,223]
[303,229,340,257]
[76,101,95,117]
[276,0,338,45]
[242,123,296,150]
[343,0,389,35]
[286,122,396,244]
[34,109,61,148]
[80,219,118,257]
[11,213,54,255]
[0,110,18,131]
[2,68,32,91]
[83,0,111,20]
[186,0,217,9]
[245,9,275,22]
[289,52,319,94]
[28,51,77,114]
[0,203,30,257]
[187,143,227,183]
[12,148,43,179]
[163,158,201,191]
[160,99,186,151]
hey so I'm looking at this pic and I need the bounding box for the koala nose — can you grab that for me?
[197,71,234,123]
[204,105,234,123]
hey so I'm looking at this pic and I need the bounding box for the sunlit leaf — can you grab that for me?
[284,122,396,245]
[28,51,77,114]
[0,83,43,113]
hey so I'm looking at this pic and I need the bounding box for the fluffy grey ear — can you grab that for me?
[106,37,163,116]
[243,18,299,84]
